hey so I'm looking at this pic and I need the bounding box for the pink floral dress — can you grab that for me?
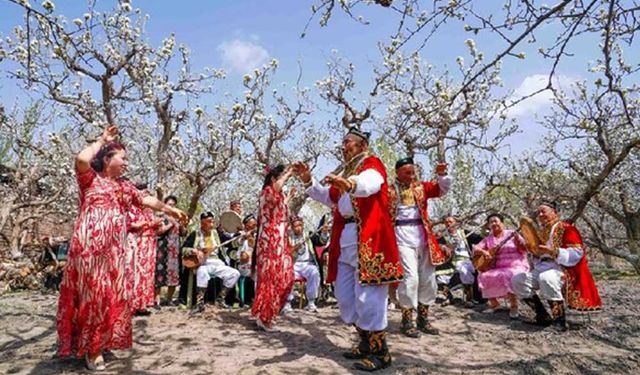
[477,230,530,299]
[251,185,294,327]
[57,167,143,357]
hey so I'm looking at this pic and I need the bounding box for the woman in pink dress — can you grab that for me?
[57,126,187,371]
[251,164,295,330]
[473,213,529,318]
[126,185,162,316]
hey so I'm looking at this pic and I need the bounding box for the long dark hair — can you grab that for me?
[90,142,126,172]
[261,164,285,190]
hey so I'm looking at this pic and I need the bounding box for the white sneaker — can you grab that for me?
[305,302,318,312]
[281,303,293,315]
[85,354,106,371]
[256,319,273,332]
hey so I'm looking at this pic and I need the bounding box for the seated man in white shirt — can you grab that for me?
[183,212,240,313]
[282,216,322,313]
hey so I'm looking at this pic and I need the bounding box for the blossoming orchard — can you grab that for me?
[0,1,638,373]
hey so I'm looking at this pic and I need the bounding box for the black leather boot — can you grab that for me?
[191,287,207,315]
[353,330,392,372]
[549,300,568,332]
[343,326,370,359]
[216,287,232,308]
[463,285,476,308]
[400,308,421,338]
[523,294,552,327]
[416,303,439,335]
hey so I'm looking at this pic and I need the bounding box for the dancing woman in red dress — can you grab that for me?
[126,189,162,316]
[56,126,187,371]
[251,164,295,330]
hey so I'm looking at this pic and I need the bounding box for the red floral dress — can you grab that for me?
[155,214,180,287]
[126,206,157,312]
[251,185,294,327]
[57,167,143,357]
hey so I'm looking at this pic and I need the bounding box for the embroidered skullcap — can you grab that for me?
[346,127,371,143]
[200,211,215,220]
[540,200,558,211]
[395,157,415,170]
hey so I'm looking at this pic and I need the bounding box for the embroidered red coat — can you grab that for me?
[387,180,447,265]
[551,221,602,310]
[326,156,403,285]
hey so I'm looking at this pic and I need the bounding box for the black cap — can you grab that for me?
[540,200,558,211]
[242,214,256,224]
[346,127,370,143]
[395,157,414,170]
[200,211,215,220]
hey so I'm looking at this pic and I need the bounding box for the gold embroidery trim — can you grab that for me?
[357,238,403,284]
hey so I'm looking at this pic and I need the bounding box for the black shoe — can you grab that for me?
[134,309,151,316]
[353,353,392,372]
[417,321,440,335]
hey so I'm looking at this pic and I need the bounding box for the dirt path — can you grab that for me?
[1,279,639,374]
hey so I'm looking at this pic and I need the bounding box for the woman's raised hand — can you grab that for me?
[101,126,119,143]
[292,162,311,183]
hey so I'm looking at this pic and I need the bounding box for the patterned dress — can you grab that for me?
[57,167,143,357]
[155,214,180,287]
[126,207,157,312]
[477,230,530,299]
[251,185,294,327]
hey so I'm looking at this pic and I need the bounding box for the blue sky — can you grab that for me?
[0,0,625,156]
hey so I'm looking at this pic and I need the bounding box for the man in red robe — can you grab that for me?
[295,127,403,372]
[512,201,602,331]
[388,157,451,338]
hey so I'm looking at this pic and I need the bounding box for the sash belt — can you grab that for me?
[395,218,423,226]
[344,216,356,224]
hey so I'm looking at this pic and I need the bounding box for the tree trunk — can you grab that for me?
[603,254,613,268]
[9,225,24,260]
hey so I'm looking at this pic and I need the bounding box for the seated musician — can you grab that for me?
[512,202,602,331]
[282,216,322,313]
[216,201,245,306]
[311,214,332,301]
[182,211,240,313]
[438,215,483,307]
[235,214,258,307]
[473,213,529,318]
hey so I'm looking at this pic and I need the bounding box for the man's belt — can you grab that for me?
[395,218,423,226]
[344,216,356,224]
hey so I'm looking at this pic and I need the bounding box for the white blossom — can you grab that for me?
[41,0,54,13]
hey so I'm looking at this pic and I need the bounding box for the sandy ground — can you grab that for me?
[1,279,639,375]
